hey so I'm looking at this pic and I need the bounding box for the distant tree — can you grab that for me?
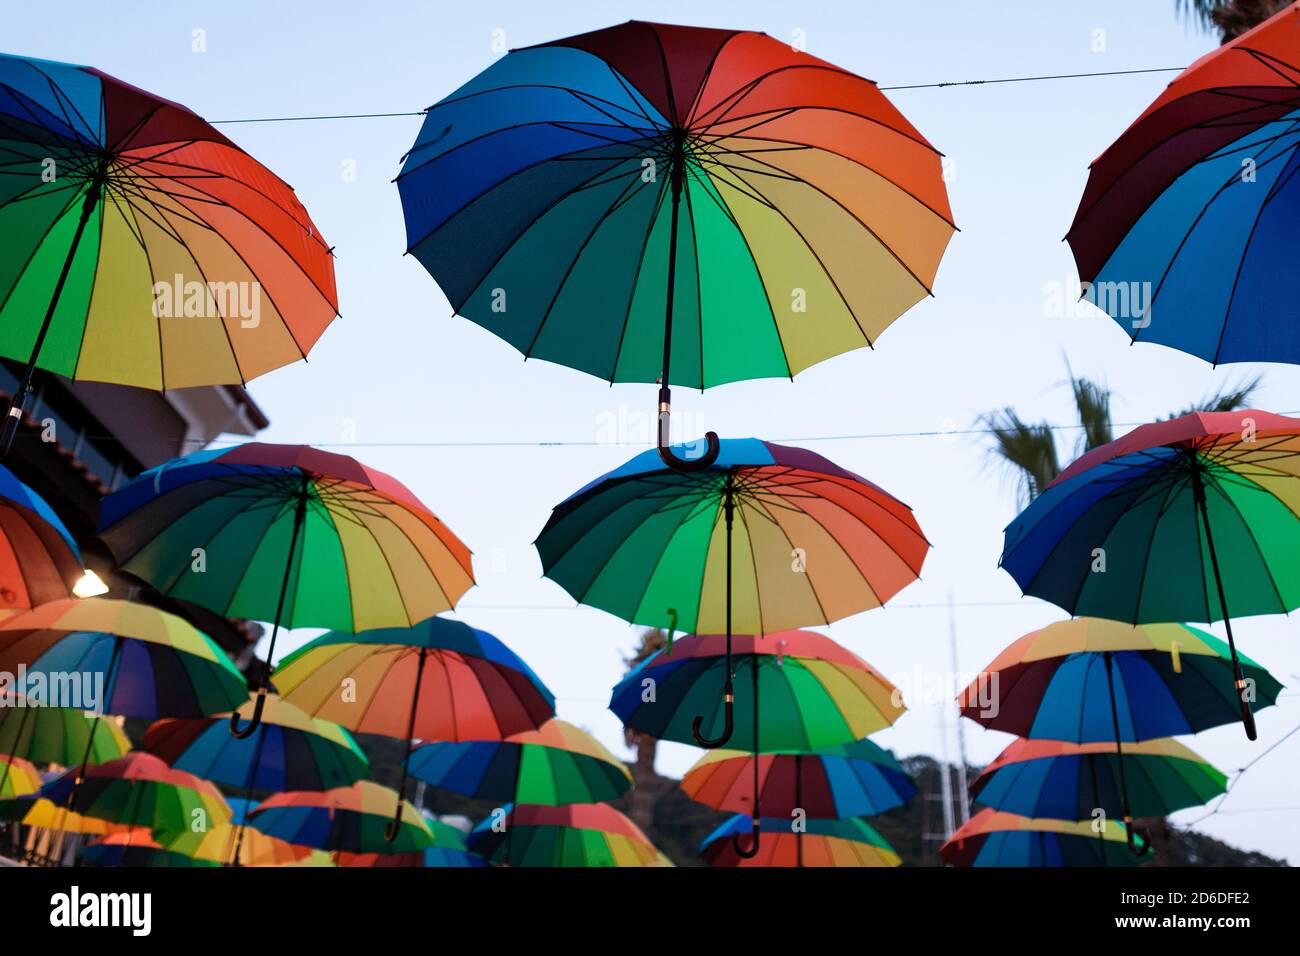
[622,629,669,831]
[1176,0,1291,41]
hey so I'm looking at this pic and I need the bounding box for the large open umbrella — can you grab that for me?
[273,617,554,839]
[466,802,659,867]
[701,814,900,867]
[98,443,476,738]
[0,53,338,457]
[1000,409,1300,739]
[681,737,916,820]
[1067,3,1300,364]
[540,438,926,749]
[940,809,1139,868]
[612,630,903,857]
[0,464,81,608]
[157,797,317,867]
[0,697,130,768]
[80,829,221,868]
[407,718,631,807]
[397,21,954,469]
[334,820,485,868]
[970,737,1227,822]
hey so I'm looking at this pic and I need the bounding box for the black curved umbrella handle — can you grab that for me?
[384,803,404,843]
[691,693,733,748]
[1123,818,1153,858]
[732,820,760,859]
[1236,678,1258,741]
[229,690,267,739]
[657,385,720,472]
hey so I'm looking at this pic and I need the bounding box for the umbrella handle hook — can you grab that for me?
[384,803,405,843]
[229,689,267,740]
[731,820,760,859]
[657,386,720,472]
[691,692,734,748]
[1126,821,1152,858]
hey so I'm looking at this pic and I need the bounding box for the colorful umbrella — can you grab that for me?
[700,814,900,867]
[0,753,39,798]
[613,630,902,858]
[0,464,81,608]
[80,829,220,867]
[333,820,485,868]
[407,718,631,806]
[0,695,130,768]
[274,617,554,838]
[466,802,659,867]
[398,21,954,468]
[681,738,916,819]
[0,52,338,457]
[8,752,231,833]
[98,443,475,738]
[940,809,1140,868]
[540,438,926,747]
[157,797,317,867]
[999,409,1300,738]
[1067,4,1300,365]
[970,737,1228,821]
[245,781,436,854]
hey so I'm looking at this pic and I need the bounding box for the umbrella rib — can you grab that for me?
[0,174,88,317]
[605,167,670,384]
[1203,459,1290,615]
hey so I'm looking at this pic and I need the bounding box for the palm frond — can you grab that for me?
[1071,374,1114,454]
[981,409,1061,505]
[1166,374,1263,418]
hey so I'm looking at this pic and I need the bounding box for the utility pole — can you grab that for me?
[949,592,971,825]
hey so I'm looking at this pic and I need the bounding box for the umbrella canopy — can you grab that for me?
[539,438,927,635]
[398,21,953,465]
[700,814,900,867]
[0,52,338,390]
[407,718,631,806]
[333,820,485,868]
[682,738,916,819]
[5,795,132,835]
[7,752,231,832]
[0,696,130,765]
[1000,410,1300,738]
[245,781,435,854]
[467,802,659,867]
[0,597,247,719]
[157,797,317,867]
[80,829,220,868]
[1067,3,1300,365]
[956,619,1281,741]
[273,618,555,741]
[143,693,369,793]
[971,737,1227,821]
[0,464,81,608]
[940,809,1140,868]
[0,753,39,797]
[612,631,904,751]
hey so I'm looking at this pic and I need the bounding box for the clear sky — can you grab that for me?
[10,0,1299,863]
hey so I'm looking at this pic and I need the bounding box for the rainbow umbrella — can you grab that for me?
[0,697,130,768]
[245,781,435,854]
[0,753,39,798]
[407,718,631,806]
[0,53,338,457]
[6,752,231,833]
[1067,4,1300,365]
[6,795,132,837]
[613,630,902,858]
[540,438,926,748]
[333,820,485,868]
[81,829,220,868]
[957,618,1278,855]
[971,737,1228,821]
[98,443,475,738]
[999,410,1300,739]
[700,814,900,867]
[466,803,659,867]
[0,464,81,608]
[681,738,916,820]
[940,809,1140,868]
[156,797,316,867]
[398,20,954,469]
[275,617,554,839]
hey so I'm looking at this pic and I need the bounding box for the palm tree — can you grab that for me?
[1176,0,1291,42]
[622,628,669,830]
[982,368,1260,505]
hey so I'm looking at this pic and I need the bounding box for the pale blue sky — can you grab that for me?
[9,0,1299,863]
